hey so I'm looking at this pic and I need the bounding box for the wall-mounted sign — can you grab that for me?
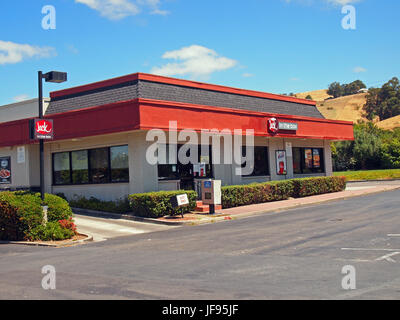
[34,119,54,140]
[268,118,298,134]
[276,150,287,175]
[268,117,279,134]
[285,142,292,157]
[279,122,298,131]
[17,146,25,164]
[0,157,11,184]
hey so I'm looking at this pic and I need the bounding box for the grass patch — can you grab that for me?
[333,169,400,181]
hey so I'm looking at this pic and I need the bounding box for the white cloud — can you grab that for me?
[151,45,237,79]
[326,0,361,5]
[353,66,367,73]
[75,0,140,20]
[138,0,169,15]
[0,40,56,65]
[284,0,362,6]
[12,94,30,102]
[75,0,168,20]
[243,73,254,78]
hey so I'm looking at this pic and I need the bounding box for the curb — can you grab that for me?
[0,233,93,247]
[72,207,186,226]
[346,179,400,183]
[72,185,400,227]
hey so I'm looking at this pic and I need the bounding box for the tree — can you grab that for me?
[363,77,400,121]
[328,82,343,98]
[305,95,313,100]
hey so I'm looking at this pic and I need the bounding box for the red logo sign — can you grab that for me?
[268,117,279,134]
[34,119,54,139]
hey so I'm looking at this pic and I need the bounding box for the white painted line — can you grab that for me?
[341,248,400,252]
[388,234,400,237]
[375,252,400,263]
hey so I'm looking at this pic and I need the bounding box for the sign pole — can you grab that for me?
[38,71,45,202]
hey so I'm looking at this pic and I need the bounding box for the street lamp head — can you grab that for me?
[43,71,67,83]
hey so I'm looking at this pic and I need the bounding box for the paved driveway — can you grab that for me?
[73,214,174,241]
[0,189,399,299]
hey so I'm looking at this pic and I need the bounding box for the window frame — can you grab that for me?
[292,147,325,174]
[241,146,270,177]
[52,145,130,186]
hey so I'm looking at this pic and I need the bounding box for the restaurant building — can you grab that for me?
[0,73,354,201]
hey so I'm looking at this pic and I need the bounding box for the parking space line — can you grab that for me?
[375,252,400,263]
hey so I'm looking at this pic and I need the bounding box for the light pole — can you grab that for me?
[37,71,67,202]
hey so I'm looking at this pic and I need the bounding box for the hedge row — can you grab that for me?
[0,191,75,241]
[68,195,131,214]
[222,176,346,209]
[128,190,197,218]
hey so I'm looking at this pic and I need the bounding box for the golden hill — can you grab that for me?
[376,115,400,130]
[316,93,368,123]
[295,89,332,102]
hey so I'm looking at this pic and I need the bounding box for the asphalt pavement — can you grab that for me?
[0,187,399,300]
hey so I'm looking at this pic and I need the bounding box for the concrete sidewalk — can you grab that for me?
[156,183,400,225]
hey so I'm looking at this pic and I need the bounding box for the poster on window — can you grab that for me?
[0,157,11,184]
[304,148,313,169]
[313,149,321,168]
[276,150,287,175]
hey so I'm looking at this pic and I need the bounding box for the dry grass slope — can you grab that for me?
[296,89,400,129]
[295,89,332,102]
[376,115,400,130]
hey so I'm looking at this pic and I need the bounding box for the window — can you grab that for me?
[292,147,324,174]
[71,150,88,184]
[157,144,213,180]
[158,144,179,180]
[90,148,109,184]
[242,146,269,177]
[52,145,129,185]
[110,145,129,182]
[53,152,71,185]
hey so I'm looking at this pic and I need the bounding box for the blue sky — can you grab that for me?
[0,0,399,105]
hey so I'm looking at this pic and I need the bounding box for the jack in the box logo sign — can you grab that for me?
[268,117,279,134]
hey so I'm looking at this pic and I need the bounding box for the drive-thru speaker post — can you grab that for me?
[201,180,222,215]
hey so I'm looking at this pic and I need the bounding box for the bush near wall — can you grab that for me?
[0,191,75,241]
[68,196,131,214]
[222,180,295,209]
[128,190,197,218]
[222,176,346,209]
[292,176,347,198]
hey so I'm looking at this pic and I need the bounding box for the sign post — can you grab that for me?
[36,70,67,202]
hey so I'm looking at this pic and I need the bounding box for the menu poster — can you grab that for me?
[313,149,321,168]
[276,150,287,175]
[305,149,313,169]
[0,157,11,184]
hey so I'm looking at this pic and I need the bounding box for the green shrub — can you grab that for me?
[221,176,346,209]
[292,176,346,198]
[222,180,295,209]
[69,196,131,214]
[29,221,75,241]
[0,191,74,241]
[44,193,73,221]
[129,190,197,218]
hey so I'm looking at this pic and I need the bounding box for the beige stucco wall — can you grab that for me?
[0,144,39,189]
[1,128,334,200]
[0,99,49,123]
